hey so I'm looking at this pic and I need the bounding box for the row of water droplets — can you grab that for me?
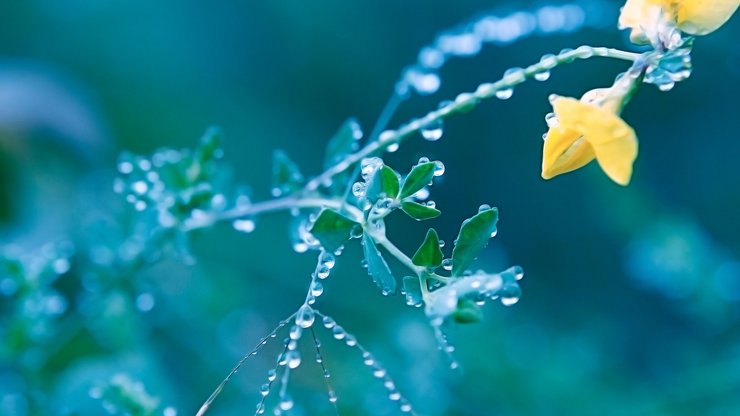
[255,251,336,414]
[376,2,613,148]
[317,311,416,414]
[399,2,608,98]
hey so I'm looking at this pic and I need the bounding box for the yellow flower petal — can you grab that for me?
[619,0,656,43]
[619,0,739,39]
[542,97,638,185]
[541,127,595,180]
[675,0,740,34]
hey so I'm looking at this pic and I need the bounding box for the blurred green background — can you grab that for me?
[2,0,740,415]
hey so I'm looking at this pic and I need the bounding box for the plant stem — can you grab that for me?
[304,47,640,192]
[188,197,364,231]
[372,234,422,275]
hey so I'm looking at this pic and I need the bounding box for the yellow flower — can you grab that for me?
[541,92,638,186]
[620,0,739,43]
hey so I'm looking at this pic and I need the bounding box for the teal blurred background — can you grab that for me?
[2,0,740,415]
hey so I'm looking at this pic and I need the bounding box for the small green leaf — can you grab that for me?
[412,228,444,268]
[400,162,436,199]
[402,276,423,306]
[366,165,400,202]
[452,299,483,324]
[451,207,499,276]
[272,150,304,196]
[362,234,397,294]
[195,126,222,164]
[324,118,362,169]
[401,201,441,221]
[309,209,359,252]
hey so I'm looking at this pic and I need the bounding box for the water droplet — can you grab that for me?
[419,47,445,69]
[286,350,301,369]
[279,397,294,411]
[322,316,336,329]
[319,252,335,269]
[504,67,526,83]
[495,88,513,100]
[344,335,357,347]
[118,160,134,175]
[296,305,315,328]
[328,390,338,403]
[363,352,375,366]
[478,204,491,212]
[260,384,270,397]
[373,367,387,378]
[316,265,330,279]
[132,181,148,195]
[575,45,594,58]
[442,258,453,271]
[332,326,346,340]
[433,161,445,176]
[499,282,522,306]
[310,281,324,297]
[454,92,479,112]
[388,391,402,401]
[289,325,302,340]
[135,293,155,312]
[232,219,256,233]
[512,265,524,280]
[413,187,430,200]
[545,112,559,128]
[420,119,444,141]
[539,53,558,69]
[658,81,675,91]
[387,143,400,152]
[267,369,277,382]
[351,182,367,198]
[534,70,551,81]
[292,242,309,253]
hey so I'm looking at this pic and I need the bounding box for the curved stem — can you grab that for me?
[186,197,364,231]
[371,234,422,275]
[304,47,641,192]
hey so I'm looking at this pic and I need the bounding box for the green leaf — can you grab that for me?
[451,207,499,276]
[401,201,441,221]
[324,118,362,169]
[452,299,483,324]
[196,126,222,164]
[362,233,397,294]
[412,228,444,268]
[400,162,436,199]
[309,209,359,252]
[402,276,423,306]
[272,150,304,196]
[366,165,400,202]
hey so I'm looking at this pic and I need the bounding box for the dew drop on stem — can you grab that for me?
[421,119,444,141]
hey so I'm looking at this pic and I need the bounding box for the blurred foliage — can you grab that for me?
[1,1,740,415]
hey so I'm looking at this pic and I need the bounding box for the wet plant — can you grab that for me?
[1,0,737,414]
